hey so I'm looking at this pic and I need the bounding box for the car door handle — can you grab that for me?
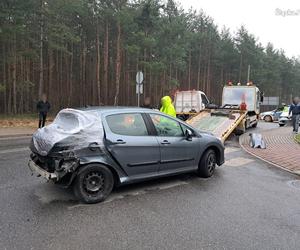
[161,140,170,145]
[113,139,126,145]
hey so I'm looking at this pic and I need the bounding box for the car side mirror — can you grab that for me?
[185,129,193,141]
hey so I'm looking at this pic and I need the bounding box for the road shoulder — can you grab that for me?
[0,127,36,138]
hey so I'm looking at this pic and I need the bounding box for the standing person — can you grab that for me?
[37,93,51,128]
[160,96,176,117]
[141,97,152,109]
[289,97,300,133]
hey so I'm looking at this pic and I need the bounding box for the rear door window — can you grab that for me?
[106,113,148,136]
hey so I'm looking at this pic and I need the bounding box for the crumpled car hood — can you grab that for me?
[32,108,104,156]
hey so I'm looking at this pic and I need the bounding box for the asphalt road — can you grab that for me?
[0,122,300,250]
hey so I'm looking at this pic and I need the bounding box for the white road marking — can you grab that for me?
[0,147,29,154]
[225,157,254,167]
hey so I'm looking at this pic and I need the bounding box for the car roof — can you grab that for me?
[73,106,204,135]
[76,106,158,114]
[75,106,188,123]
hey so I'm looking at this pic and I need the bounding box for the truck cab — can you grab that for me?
[222,85,262,130]
[184,84,263,142]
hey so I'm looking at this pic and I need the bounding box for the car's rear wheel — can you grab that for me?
[279,123,285,127]
[197,149,217,178]
[73,164,114,204]
[252,122,258,128]
[264,115,272,122]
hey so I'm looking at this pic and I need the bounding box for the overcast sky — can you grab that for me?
[180,0,300,58]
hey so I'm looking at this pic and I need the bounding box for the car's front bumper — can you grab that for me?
[28,159,58,180]
[278,117,290,125]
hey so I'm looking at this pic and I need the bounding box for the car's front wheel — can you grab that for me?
[73,164,114,204]
[264,115,272,122]
[197,149,217,178]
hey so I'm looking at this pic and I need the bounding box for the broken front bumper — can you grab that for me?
[28,159,58,181]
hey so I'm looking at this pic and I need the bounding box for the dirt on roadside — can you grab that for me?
[0,115,54,128]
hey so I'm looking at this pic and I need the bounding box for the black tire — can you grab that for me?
[264,115,272,122]
[279,123,285,127]
[234,127,245,136]
[197,149,217,178]
[73,164,114,204]
[252,122,258,128]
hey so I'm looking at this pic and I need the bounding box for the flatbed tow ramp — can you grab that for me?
[186,109,247,143]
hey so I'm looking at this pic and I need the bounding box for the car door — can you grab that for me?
[148,113,200,172]
[103,112,160,177]
[273,109,282,121]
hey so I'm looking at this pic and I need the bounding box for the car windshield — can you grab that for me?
[222,87,256,110]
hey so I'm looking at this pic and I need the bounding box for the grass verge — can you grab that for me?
[295,134,300,144]
[0,113,53,128]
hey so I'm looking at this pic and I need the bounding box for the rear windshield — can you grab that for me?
[54,112,80,131]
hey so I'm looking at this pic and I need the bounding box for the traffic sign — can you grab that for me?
[136,84,143,94]
[136,71,144,107]
[136,71,144,84]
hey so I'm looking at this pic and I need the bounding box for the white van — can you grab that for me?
[174,90,210,113]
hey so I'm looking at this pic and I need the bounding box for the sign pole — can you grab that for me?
[138,88,140,107]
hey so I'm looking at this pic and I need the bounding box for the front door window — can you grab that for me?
[150,114,183,137]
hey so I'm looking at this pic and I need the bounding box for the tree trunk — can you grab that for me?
[64,51,69,107]
[8,64,11,114]
[38,0,44,98]
[206,51,211,97]
[68,43,73,106]
[197,44,201,90]
[25,56,30,112]
[96,19,101,105]
[169,63,172,93]
[238,53,243,82]
[48,47,54,104]
[2,43,7,113]
[19,55,24,114]
[188,48,191,89]
[82,38,87,105]
[56,50,59,110]
[114,21,121,106]
[103,22,109,105]
[79,40,83,106]
[60,50,63,108]
[12,33,17,114]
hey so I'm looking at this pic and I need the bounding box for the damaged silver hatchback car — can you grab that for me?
[29,107,224,203]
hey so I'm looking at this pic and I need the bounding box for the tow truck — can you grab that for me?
[174,83,263,143]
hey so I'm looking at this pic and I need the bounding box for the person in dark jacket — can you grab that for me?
[141,97,153,109]
[289,97,300,133]
[37,93,50,128]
